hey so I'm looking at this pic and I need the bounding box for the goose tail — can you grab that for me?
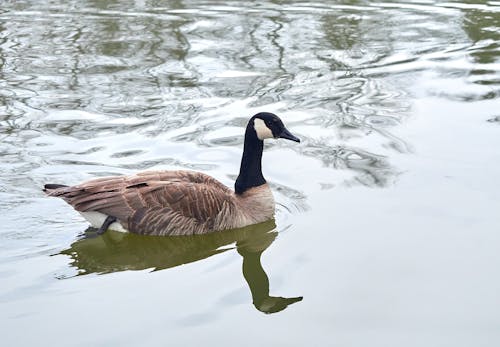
[43,183,69,193]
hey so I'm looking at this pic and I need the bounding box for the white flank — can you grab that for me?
[79,211,129,233]
[253,118,273,140]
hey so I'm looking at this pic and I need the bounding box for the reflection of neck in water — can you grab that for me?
[239,247,303,314]
[59,220,302,314]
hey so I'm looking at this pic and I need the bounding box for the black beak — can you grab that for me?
[278,128,300,143]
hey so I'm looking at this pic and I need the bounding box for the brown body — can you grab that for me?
[45,170,275,236]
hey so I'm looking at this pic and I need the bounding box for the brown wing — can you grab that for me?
[48,170,235,235]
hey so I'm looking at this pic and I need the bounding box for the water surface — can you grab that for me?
[1,1,500,346]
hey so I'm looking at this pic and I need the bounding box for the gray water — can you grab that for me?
[1,1,500,346]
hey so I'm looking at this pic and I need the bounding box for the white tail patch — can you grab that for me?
[79,211,128,233]
[254,118,273,140]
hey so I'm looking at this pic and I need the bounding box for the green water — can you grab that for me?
[1,1,499,346]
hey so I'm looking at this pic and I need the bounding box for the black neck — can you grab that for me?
[235,124,266,194]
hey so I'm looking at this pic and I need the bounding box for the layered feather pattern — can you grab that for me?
[45,170,274,236]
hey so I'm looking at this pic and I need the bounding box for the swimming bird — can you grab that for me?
[44,112,300,236]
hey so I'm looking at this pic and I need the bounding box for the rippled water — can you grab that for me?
[1,1,500,346]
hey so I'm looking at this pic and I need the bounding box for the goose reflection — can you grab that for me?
[60,220,302,314]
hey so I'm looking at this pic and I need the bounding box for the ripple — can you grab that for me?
[110,150,145,158]
[487,115,500,123]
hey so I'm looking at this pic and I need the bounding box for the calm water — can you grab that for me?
[1,0,500,346]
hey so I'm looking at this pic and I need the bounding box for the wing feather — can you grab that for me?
[48,170,235,235]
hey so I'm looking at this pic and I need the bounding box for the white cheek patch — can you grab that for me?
[254,118,274,140]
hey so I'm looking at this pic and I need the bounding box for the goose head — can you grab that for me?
[236,112,299,195]
[250,112,300,143]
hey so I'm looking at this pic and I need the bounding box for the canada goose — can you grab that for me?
[44,112,300,236]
